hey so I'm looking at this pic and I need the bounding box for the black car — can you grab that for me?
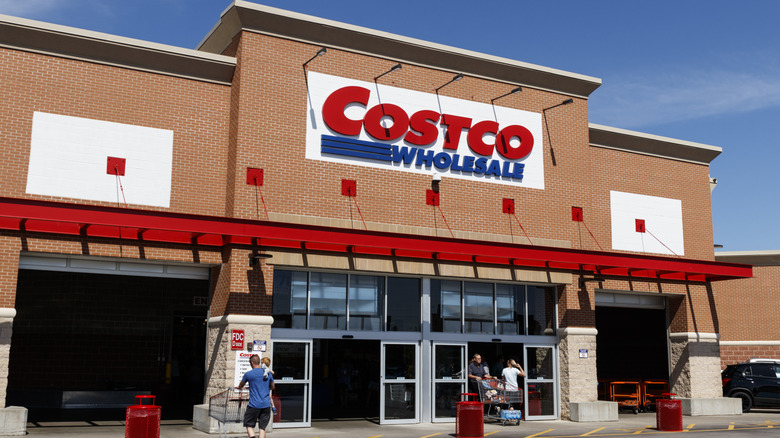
[722,359,780,412]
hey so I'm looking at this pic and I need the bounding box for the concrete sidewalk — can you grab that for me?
[24,411,780,437]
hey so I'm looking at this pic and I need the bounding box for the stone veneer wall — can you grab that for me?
[669,333,722,399]
[0,309,13,409]
[204,315,273,402]
[558,327,598,419]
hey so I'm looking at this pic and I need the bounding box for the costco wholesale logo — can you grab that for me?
[305,72,545,188]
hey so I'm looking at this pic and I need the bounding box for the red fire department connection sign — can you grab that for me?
[231,329,244,350]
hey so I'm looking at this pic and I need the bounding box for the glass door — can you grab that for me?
[380,341,419,424]
[524,344,557,420]
[431,343,466,422]
[271,340,312,428]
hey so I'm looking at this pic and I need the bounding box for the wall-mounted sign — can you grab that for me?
[306,72,545,189]
[253,340,267,352]
[231,329,244,350]
[579,349,588,359]
[234,351,254,387]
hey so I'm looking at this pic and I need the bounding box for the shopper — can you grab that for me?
[502,358,526,390]
[238,354,276,438]
[502,358,526,410]
[468,353,491,394]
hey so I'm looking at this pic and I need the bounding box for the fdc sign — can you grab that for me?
[231,329,244,350]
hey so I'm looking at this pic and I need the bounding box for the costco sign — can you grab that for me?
[305,72,545,188]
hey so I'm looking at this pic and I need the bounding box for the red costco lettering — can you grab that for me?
[321,86,535,160]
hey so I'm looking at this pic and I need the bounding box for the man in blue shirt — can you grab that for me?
[238,354,275,438]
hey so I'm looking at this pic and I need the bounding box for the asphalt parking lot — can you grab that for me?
[24,410,780,437]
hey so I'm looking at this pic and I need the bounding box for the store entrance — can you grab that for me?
[468,342,525,378]
[311,339,380,421]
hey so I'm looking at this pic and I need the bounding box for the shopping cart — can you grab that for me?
[476,378,522,425]
[641,380,669,412]
[209,388,249,438]
[609,381,640,414]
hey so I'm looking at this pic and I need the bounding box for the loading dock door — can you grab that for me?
[595,295,668,384]
[9,265,209,421]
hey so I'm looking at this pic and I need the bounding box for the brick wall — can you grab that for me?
[712,265,780,342]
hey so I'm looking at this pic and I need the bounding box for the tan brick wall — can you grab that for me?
[719,344,780,368]
[712,265,780,343]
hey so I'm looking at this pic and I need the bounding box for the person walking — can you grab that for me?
[238,354,276,438]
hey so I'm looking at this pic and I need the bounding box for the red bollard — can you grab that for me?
[125,395,161,438]
[455,393,483,438]
[656,393,683,432]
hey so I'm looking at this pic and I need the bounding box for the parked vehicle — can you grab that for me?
[722,359,780,412]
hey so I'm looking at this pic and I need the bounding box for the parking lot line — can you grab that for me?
[581,427,605,435]
[525,428,555,437]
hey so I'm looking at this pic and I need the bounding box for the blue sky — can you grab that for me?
[2,0,778,252]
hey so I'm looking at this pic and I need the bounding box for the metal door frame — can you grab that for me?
[380,341,420,424]
[270,340,313,428]
[430,342,467,423]
[523,343,558,420]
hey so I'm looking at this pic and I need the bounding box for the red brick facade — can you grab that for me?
[0,2,761,423]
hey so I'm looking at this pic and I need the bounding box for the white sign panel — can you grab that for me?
[610,191,684,256]
[305,72,545,189]
[27,112,173,207]
[234,351,255,388]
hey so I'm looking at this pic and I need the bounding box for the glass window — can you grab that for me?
[527,347,554,379]
[434,344,463,379]
[272,270,308,329]
[464,282,493,334]
[309,272,347,330]
[349,275,383,331]
[527,286,555,335]
[386,277,420,332]
[496,284,524,335]
[430,280,461,333]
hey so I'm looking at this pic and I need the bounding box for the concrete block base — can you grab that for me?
[0,406,28,436]
[193,404,273,434]
[570,401,618,422]
[679,398,742,416]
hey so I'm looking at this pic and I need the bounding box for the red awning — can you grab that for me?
[0,197,752,282]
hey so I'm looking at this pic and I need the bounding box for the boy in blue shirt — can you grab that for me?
[238,354,275,438]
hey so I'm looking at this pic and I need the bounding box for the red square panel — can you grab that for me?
[246,168,263,186]
[635,219,646,233]
[572,206,583,222]
[107,157,126,176]
[341,179,356,197]
[502,198,515,214]
[426,189,439,206]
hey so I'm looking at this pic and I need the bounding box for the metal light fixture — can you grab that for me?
[374,63,402,81]
[435,73,464,93]
[542,98,575,166]
[303,47,327,68]
[491,86,523,103]
[249,251,273,266]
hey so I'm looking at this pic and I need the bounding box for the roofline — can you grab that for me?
[715,250,780,267]
[589,123,722,165]
[0,13,236,85]
[198,1,602,98]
